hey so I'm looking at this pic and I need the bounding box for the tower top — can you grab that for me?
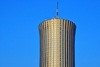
[57,0,58,19]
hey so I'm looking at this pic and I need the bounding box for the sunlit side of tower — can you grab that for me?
[39,19,76,67]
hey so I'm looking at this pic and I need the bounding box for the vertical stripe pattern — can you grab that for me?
[39,19,76,67]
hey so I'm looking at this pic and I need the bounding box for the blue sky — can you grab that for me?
[0,0,100,67]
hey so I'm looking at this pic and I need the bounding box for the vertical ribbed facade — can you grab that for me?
[39,19,76,67]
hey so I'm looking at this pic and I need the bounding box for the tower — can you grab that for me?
[39,1,76,67]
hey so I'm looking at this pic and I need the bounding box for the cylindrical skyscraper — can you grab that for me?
[39,19,76,67]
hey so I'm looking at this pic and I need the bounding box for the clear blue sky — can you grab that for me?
[0,0,100,67]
